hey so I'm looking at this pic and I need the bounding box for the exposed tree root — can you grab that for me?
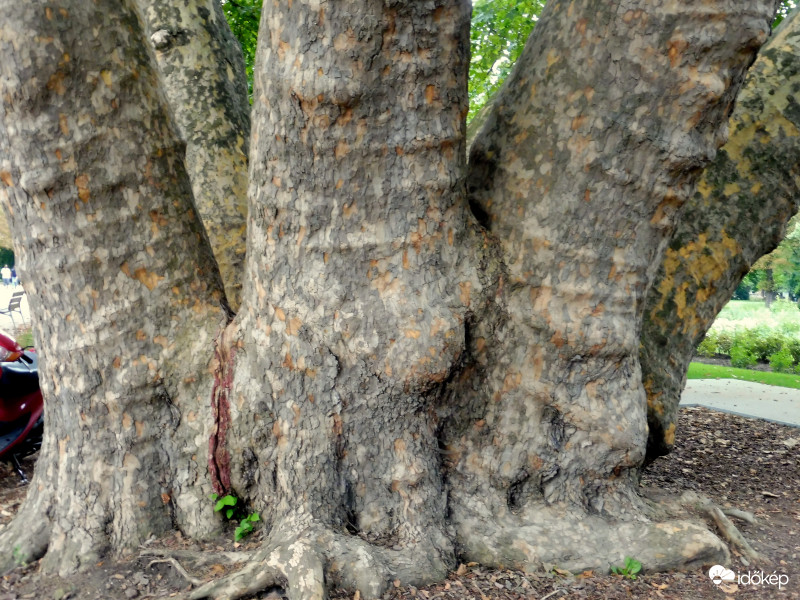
[677,491,763,562]
[0,504,50,574]
[451,492,731,575]
[141,547,253,566]
[0,474,53,575]
[147,557,205,587]
[174,517,450,600]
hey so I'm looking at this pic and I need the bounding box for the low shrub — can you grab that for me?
[769,347,795,373]
[697,336,717,357]
[730,345,758,369]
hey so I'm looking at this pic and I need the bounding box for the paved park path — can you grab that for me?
[682,378,800,427]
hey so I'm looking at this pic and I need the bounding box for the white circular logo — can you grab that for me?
[709,564,736,585]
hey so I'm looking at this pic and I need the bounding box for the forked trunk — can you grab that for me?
[219,0,481,592]
[134,0,250,310]
[0,0,784,596]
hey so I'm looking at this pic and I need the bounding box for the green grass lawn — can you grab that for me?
[687,362,800,390]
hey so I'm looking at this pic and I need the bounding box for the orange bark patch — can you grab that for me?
[278,40,290,60]
[332,413,343,436]
[404,329,421,339]
[459,281,471,307]
[274,307,285,321]
[342,201,356,217]
[575,18,587,36]
[134,267,163,291]
[664,422,676,446]
[668,38,688,68]
[286,317,302,336]
[47,71,66,95]
[0,171,13,187]
[571,115,587,131]
[75,173,90,202]
[425,85,436,104]
[59,114,69,135]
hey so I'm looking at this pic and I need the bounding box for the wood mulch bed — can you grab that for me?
[0,406,798,600]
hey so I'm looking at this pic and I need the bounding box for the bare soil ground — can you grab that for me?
[0,406,798,600]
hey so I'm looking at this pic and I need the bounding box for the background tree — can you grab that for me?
[749,214,800,301]
[0,1,780,599]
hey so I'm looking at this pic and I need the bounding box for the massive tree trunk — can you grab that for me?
[0,0,782,598]
[0,0,227,575]
[208,1,483,595]
[446,0,776,574]
[133,0,250,310]
[641,8,800,462]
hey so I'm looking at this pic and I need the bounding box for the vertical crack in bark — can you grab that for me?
[209,335,237,495]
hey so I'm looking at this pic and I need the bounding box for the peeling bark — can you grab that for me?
[134,0,250,310]
[641,8,800,462]
[0,0,228,575]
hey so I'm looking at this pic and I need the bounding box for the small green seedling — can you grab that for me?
[212,493,239,519]
[610,556,642,580]
[12,545,27,567]
[235,512,261,541]
[210,493,260,541]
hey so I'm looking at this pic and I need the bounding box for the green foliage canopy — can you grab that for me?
[220,0,260,100]
[773,0,798,28]
[219,0,796,117]
[468,0,544,121]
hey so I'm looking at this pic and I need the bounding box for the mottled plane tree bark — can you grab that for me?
[641,8,800,462]
[0,0,229,575]
[0,0,780,599]
[133,0,250,310]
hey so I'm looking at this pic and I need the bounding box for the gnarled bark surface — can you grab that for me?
[0,0,784,598]
[641,7,800,462]
[446,0,776,574]
[134,0,250,310]
[202,2,484,597]
[0,0,227,575]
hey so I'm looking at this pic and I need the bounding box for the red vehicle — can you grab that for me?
[0,330,42,483]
